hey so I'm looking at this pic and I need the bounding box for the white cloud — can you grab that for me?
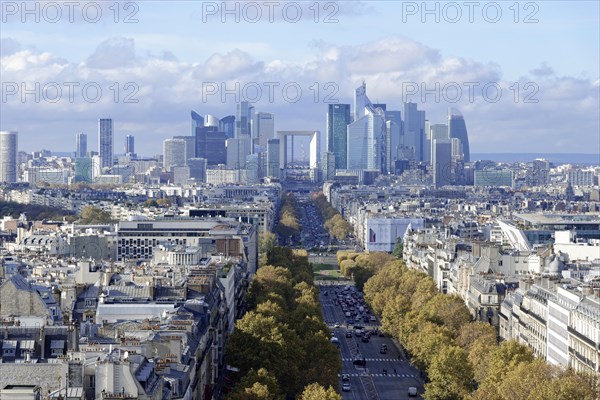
[1,36,598,155]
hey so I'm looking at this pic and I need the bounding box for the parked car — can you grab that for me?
[342,374,350,381]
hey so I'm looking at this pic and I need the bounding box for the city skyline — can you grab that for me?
[1,2,598,156]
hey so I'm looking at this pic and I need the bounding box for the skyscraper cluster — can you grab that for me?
[325,82,471,187]
[156,102,278,184]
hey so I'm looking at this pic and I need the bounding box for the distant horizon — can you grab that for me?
[40,150,599,166]
[471,152,599,166]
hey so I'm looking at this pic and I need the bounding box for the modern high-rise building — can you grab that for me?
[226,137,250,169]
[0,131,18,183]
[402,103,426,162]
[423,120,431,164]
[432,138,453,188]
[448,108,470,162]
[191,110,204,136]
[451,138,463,160]
[195,126,227,165]
[321,151,336,181]
[204,114,220,128]
[76,132,87,158]
[188,158,208,183]
[98,118,114,169]
[266,138,280,179]
[429,124,449,166]
[245,153,260,184]
[474,169,513,187]
[384,110,402,174]
[254,112,275,151]
[220,115,236,139]
[74,157,93,183]
[347,107,386,171]
[354,81,373,121]
[529,159,550,186]
[236,101,252,138]
[163,138,187,171]
[125,134,135,156]
[326,104,351,170]
[170,136,194,163]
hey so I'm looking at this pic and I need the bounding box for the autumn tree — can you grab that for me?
[259,231,277,255]
[425,345,474,400]
[298,383,341,400]
[227,368,283,400]
[79,205,113,224]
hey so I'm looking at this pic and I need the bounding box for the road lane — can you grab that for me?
[319,284,425,400]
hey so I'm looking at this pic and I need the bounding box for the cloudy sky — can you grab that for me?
[1,0,599,157]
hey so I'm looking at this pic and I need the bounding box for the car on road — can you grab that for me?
[361,335,370,343]
[342,374,350,381]
[342,383,351,392]
[408,387,418,397]
[353,357,366,366]
[330,337,339,344]
[333,323,340,328]
[345,331,352,338]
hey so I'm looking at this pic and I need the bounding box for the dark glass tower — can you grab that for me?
[195,126,226,165]
[448,108,470,162]
[220,115,236,139]
[191,110,204,136]
[98,118,113,168]
[326,104,351,169]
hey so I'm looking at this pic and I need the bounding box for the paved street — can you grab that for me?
[318,283,424,400]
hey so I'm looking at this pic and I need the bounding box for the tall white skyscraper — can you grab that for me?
[236,101,252,138]
[385,110,402,173]
[98,119,113,169]
[347,108,386,171]
[173,136,196,162]
[354,81,373,121]
[76,132,87,158]
[163,138,187,171]
[429,124,449,166]
[0,131,18,183]
[254,112,275,151]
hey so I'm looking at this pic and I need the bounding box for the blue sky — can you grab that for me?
[1,0,599,156]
